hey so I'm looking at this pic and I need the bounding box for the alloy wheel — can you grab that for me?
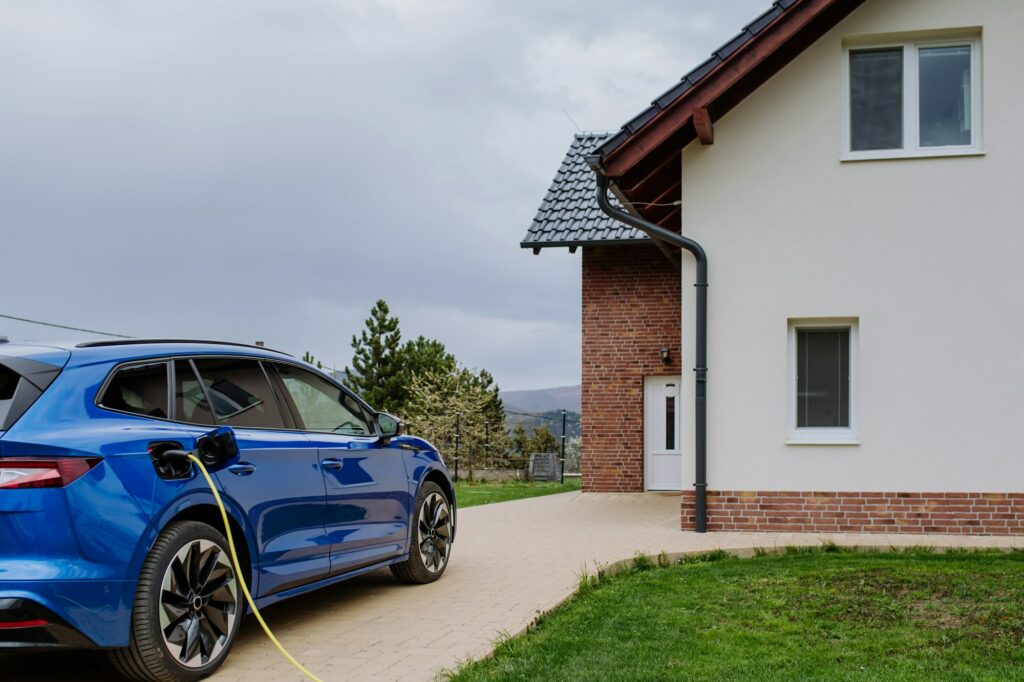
[158,538,238,668]
[417,492,452,573]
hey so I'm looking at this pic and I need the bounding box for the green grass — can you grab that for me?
[451,548,1024,681]
[454,477,581,508]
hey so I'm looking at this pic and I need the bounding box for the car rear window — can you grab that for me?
[0,366,20,426]
[0,356,63,430]
[99,362,169,419]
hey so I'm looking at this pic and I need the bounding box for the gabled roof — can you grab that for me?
[588,0,867,231]
[521,132,649,250]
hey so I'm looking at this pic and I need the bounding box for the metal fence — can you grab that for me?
[404,409,579,483]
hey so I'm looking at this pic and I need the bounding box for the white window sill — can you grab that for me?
[841,147,984,163]
[786,432,860,446]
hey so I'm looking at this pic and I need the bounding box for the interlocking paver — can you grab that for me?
[5,491,1021,681]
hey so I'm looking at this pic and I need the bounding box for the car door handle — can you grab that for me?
[321,458,344,471]
[227,463,256,476]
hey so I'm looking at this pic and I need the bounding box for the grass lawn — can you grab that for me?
[454,477,581,508]
[451,547,1024,681]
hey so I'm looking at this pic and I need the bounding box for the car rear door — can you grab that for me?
[173,357,329,597]
[267,362,411,576]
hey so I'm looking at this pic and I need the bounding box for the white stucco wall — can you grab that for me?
[678,0,1024,492]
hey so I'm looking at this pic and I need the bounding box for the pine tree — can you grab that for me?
[403,336,456,382]
[510,420,529,455]
[527,424,559,454]
[344,300,406,412]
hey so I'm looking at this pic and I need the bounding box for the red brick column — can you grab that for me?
[681,490,1024,535]
[581,244,680,492]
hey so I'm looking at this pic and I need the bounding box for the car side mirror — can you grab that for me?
[376,413,406,440]
[196,426,239,468]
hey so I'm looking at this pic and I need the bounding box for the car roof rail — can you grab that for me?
[74,338,293,356]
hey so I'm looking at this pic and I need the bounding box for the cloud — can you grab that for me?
[0,0,768,392]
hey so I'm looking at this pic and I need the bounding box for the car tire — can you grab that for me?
[390,481,453,584]
[109,521,243,682]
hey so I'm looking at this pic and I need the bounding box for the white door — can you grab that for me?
[644,376,682,491]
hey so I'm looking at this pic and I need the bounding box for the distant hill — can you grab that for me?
[500,384,581,414]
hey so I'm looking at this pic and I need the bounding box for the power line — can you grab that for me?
[0,313,132,338]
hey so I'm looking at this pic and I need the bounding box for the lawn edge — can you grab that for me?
[438,542,1021,680]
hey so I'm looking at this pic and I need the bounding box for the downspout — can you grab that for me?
[590,169,709,533]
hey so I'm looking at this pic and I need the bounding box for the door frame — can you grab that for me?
[643,375,683,491]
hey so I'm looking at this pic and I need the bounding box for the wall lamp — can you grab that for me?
[660,347,671,365]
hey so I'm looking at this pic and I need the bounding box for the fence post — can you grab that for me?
[454,412,461,482]
[560,409,567,485]
[482,419,490,482]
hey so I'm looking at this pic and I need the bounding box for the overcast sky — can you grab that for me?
[1,0,766,391]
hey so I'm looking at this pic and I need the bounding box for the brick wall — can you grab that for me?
[681,490,1024,535]
[581,244,680,492]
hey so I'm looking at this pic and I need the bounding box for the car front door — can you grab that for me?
[268,362,411,576]
[173,357,329,597]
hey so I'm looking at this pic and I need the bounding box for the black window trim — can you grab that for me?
[94,353,382,436]
[95,359,172,422]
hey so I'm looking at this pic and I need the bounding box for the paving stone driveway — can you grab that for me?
[8,491,1022,681]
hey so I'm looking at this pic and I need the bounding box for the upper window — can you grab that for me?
[274,363,372,436]
[190,358,286,429]
[845,37,981,159]
[787,319,858,445]
[100,362,169,419]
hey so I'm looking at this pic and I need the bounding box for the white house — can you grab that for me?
[526,0,1024,534]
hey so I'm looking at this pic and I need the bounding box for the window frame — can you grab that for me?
[842,36,982,161]
[187,356,292,431]
[266,361,376,437]
[95,360,172,421]
[95,354,382,437]
[786,318,860,446]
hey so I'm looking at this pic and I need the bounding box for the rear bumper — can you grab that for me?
[0,579,134,649]
[0,598,96,649]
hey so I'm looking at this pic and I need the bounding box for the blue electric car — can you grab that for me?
[0,339,455,680]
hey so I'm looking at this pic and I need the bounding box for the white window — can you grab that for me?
[787,318,859,445]
[842,36,981,160]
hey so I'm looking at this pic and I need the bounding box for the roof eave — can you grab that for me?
[590,0,867,228]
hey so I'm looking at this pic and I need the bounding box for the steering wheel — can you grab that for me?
[333,421,361,434]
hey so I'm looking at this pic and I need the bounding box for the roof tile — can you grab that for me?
[521,132,649,248]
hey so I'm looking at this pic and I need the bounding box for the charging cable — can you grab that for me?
[187,454,324,682]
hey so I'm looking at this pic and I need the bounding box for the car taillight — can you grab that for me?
[0,619,48,629]
[0,458,101,489]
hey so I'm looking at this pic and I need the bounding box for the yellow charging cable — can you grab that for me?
[188,454,323,682]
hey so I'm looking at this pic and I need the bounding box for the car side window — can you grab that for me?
[100,362,169,419]
[191,358,287,429]
[274,364,371,436]
[174,360,216,425]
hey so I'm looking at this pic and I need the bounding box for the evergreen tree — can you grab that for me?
[403,336,456,382]
[527,424,559,454]
[344,300,406,412]
[510,420,529,455]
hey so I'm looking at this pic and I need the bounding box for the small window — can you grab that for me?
[665,394,676,450]
[274,363,371,436]
[845,36,980,159]
[787,319,858,445]
[100,362,169,419]
[797,329,850,428]
[189,358,286,429]
[850,48,903,151]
